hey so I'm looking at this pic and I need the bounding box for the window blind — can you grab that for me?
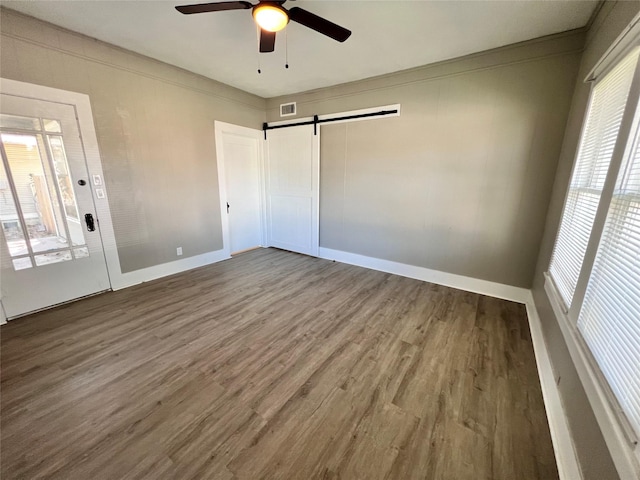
[578,115,640,437]
[549,49,640,307]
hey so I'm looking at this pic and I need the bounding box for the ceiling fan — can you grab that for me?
[175,1,351,53]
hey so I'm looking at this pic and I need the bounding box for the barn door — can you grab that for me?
[264,124,319,256]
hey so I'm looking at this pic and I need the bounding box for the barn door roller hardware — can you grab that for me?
[262,109,399,139]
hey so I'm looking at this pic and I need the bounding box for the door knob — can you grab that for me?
[84,213,95,232]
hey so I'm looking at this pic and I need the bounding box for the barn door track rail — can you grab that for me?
[262,108,399,139]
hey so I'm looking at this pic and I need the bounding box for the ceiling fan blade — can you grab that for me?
[175,1,252,15]
[288,7,351,43]
[260,29,276,53]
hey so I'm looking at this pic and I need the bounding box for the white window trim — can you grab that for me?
[586,13,640,82]
[545,16,640,479]
[545,274,640,478]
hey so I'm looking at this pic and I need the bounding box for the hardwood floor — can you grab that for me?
[1,248,558,479]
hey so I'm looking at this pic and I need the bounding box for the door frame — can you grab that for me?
[214,121,266,257]
[0,78,119,318]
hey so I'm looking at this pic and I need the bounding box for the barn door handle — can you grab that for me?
[227,202,230,214]
[84,213,95,232]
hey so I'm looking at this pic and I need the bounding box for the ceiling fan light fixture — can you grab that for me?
[253,3,289,32]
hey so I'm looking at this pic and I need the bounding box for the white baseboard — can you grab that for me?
[525,293,583,480]
[318,247,530,304]
[0,301,6,325]
[110,249,231,291]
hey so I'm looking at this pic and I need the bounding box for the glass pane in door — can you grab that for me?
[35,250,73,266]
[42,119,62,133]
[47,136,80,222]
[0,114,40,131]
[45,135,86,249]
[2,132,69,252]
[12,258,33,270]
[0,159,30,267]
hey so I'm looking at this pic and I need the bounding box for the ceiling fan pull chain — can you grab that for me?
[285,27,289,69]
[256,25,262,74]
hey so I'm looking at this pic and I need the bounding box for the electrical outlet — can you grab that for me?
[176,247,183,256]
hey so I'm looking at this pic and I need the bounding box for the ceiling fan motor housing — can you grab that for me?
[252,1,290,32]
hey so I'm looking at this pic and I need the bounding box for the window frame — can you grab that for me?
[545,26,640,478]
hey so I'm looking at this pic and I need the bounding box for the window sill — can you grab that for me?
[543,273,640,479]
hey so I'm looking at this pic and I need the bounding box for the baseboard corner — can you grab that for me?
[318,247,529,304]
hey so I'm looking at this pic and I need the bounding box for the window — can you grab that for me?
[546,35,640,478]
[547,37,640,474]
[578,110,640,437]
[548,49,640,307]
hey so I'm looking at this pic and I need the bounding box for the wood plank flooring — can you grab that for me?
[1,248,558,479]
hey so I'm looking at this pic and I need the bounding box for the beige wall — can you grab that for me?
[267,32,583,287]
[0,7,583,287]
[0,8,266,272]
[531,2,640,480]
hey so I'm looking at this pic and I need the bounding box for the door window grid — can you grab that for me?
[0,114,89,270]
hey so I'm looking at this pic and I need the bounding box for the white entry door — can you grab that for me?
[265,124,319,256]
[0,94,110,318]
[220,128,263,254]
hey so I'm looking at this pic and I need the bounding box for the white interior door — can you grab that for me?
[222,131,263,254]
[265,124,319,256]
[0,94,110,318]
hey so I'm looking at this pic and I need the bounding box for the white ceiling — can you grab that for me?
[3,0,599,98]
